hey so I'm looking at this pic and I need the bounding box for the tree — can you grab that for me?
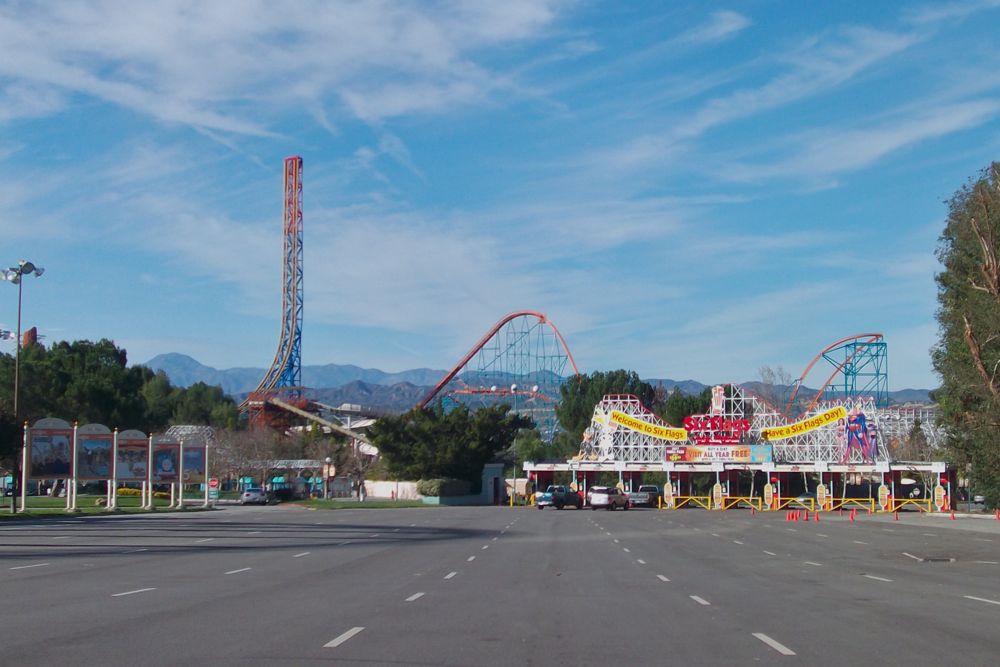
[369,404,531,491]
[933,162,1000,508]
[555,370,657,444]
[656,387,711,426]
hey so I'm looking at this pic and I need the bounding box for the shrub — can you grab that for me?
[116,487,142,496]
[417,478,471,497]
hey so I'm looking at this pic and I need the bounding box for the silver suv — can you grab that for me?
[588,486,629,511]
[240,488,268,505]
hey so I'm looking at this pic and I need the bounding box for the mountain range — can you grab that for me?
[142,353,933,411]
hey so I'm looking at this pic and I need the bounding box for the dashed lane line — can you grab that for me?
[9,563,49,570]
[195,538,214,543]
[753,633,796,656]
[293,552,310,558]
[637,559,646,565]
[804,561,822,567]
[763,551,777,556]
[405,592,425,602]
[112,588,156,597]
[690,595,711,606]
[657,575,670,582]
[123,548,148,554]
[467,556,476,562]
[623,548,631,553]
[817,534,829,538]
[325,627,365,648]
[853,540,868,545]
[964,595,1000,606]
[974,560,999,564]
[863,574,892,582]
[733,540,744,545]
[481,545,489,550]
[225,567,252,575]
[902,552,923,562]
[445,572,457,580]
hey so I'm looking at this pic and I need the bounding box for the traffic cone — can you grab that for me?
[850,509,856,522]
[814,511,820,522]
[950,510,956,520]
[994,509,999,520]
[894,511,899,521]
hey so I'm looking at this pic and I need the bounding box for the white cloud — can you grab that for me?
[675,10,751,45]
[0,0,562,131]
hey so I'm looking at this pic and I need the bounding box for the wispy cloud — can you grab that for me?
[674,10,751,45]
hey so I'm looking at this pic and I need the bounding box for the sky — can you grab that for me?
[2,1,1000,392]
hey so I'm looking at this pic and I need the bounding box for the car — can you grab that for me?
[536,485,583,510]
[628,484,661,508]
[240,488,269,505]
[588,486,629,511]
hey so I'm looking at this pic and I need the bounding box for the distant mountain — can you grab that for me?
[141,353,933,410]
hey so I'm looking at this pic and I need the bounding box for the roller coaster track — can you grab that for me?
[785,333,887,416]
[269,397,372,445]
[416,310,579,409]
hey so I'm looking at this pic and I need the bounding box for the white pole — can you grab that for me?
[203,446,210,508]
[145,435,154,509]
[19,424,28,513]
[69,422,78,512]
[177,440,185,510]
[110,428,118,510]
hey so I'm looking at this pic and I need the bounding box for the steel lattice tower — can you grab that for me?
[248,156,303,402]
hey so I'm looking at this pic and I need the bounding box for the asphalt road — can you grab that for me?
[1,505,998,666]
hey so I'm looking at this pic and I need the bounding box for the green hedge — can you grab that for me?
[417,478,472,497]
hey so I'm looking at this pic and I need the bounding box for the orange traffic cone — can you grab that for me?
[950,510,956,520]
[814,511,820,522]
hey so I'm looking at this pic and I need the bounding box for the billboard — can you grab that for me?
[76,435,113,480]
[28,429,73,479]
[665,444,772,464]
[151,442,180,483]
[182,446,206,484]
[116,436,149,481]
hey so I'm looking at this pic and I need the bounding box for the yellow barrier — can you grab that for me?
[889,498,932,513]
[826,498,876,513]
[721,496,762,511]
[671,495,712,510]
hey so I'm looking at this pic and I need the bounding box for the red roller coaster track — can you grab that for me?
[785,333,884,416]
[416,310,580,409]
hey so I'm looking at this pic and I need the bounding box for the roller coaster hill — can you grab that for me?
[239,158,950,513]
[526,334,955,514]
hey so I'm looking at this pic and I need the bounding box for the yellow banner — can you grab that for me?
[761,406,847,441]
[610,410,688,441]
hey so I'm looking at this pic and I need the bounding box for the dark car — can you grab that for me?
[536,485,583,510]
[588,486,629,510]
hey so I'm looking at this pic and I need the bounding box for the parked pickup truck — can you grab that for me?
[628,485,661,508]
[536,485,583,510]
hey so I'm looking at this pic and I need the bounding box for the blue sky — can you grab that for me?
[2,1,1000,391]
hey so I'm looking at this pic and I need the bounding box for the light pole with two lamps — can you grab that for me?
[2,260,45,513]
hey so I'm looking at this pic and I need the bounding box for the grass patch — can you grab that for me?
[0,494,207,519]
[297,498,428,510]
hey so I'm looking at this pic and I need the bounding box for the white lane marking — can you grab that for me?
[481,545,489,550]
[614,539,620,543]
[902,552,923,562]
[500,530,506,534]
[53,536,74,540]
[817,534,829,538]
[657,575,670,582]
[405,592,425,602]
[974,560,999,564]
[853,540,868,545]
[733,540,744,545]
[325,627,365,648]
[370,534,380,538]
[965,595,1000,606]
[882,529,896,533]
[922,533,937,537]
[225,567,251,575]
[763,551,777,556]
[690,595,711,606]
[293,552,310,558]
[338,541,352,546]
[974,538,993,542]
[492,537,498,541]
[123,548,148,554]
[753,633,796,656]
[711,533,720,537]
[9,562,50,570]
[112,587,156,597]
[863,574,892,582]
[195,538,214,543]
[410,523,416,527]
[637,559,646,565]
[804,561,822,567]
[444,571,457,579]
[623,548,631,553]
[247,531,261,535]
[786,528,797,532]
[467,556,476,562]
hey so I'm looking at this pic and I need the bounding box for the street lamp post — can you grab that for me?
[510,384,517,507]
[324,456,332,500]
[2,259,45,514]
